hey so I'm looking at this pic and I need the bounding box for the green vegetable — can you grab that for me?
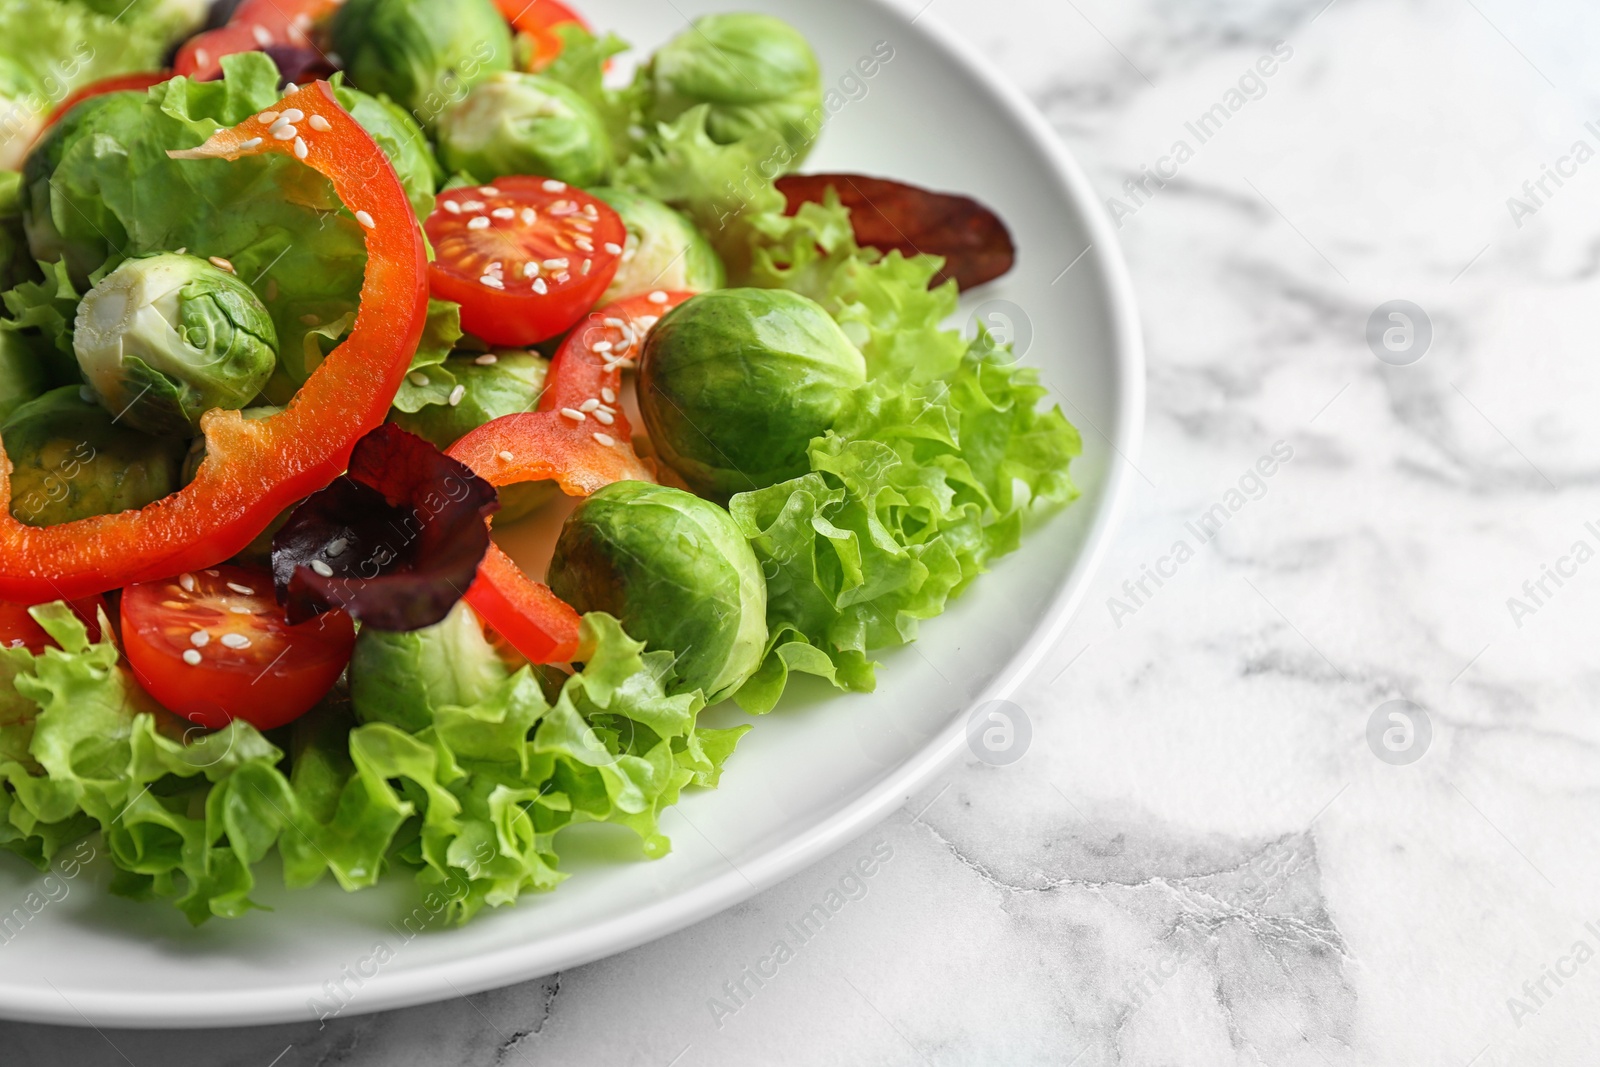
[72,0,209,45]
[437,71,612,188]
[350,602,511,734]
[0,330,46,422]
[645,14,823,164]
[331,0,513,127]
[1,386,185,527]
[639,288,864,497]
[549,482,767,703]
[592,187,724,304]
[538,24,644,165]
[73,253,277,436]
[334,83,441,219]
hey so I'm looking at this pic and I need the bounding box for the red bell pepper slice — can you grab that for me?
[448,291,692,663]
[494,0,591,71]
[0,82,429,602]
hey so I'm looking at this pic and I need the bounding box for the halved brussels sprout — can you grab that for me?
[2,386,185,527]
[646,13,823,163]
[437,71,612,187]
[350,600,511,734]
[390,349,557,522]
[331,0,512,126]
[0,331,47,424]
[73,252,278,437]
[592,187,724,304]
[549,481,766,702]
[639,288,864,497]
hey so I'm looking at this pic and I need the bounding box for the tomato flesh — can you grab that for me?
[174,24,264,82]
[0,596,107,654]
[121,565,354,730]
[425,178,626,347]
[174,0,337,81]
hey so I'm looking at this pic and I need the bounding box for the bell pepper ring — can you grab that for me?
[448,291,694,664]
[0,81,429,602]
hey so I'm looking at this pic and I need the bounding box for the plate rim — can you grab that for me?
[4,0,1145,1029]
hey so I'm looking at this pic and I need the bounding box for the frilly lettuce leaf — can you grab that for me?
[539,25,645,168]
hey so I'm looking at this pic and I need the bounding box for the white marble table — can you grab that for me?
[10,0,1600,1062]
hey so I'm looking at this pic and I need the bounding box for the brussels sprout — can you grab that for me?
[639,288,864,497]
[592,187,724,304]
[2,386,185,527]
[335,84,440,218]
[0,332,47,424]
[437,71,612,188]
[549,481,766,701]
[331,0,512,126]
[646,14,823,163]
[350,600,511,734]
[73,252,278,437]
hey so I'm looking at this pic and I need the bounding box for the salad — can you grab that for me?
[0,0,1082,926]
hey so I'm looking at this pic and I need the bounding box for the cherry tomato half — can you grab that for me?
[175,0,340,81]
[424,177,626,347]
[0,596,106,654]
[495,0,591,71]
[120,565,354,730]
[174,24,264,82]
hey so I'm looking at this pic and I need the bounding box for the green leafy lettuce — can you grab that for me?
[0,608,746,925]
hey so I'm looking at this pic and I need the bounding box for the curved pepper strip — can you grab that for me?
[0,82,429,602]
[449,291,693,663]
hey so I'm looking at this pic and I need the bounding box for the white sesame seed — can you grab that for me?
[461,200,486,211]
[574,236,594,252]
[542,180,566,192]
[497,450,515,462]
[582,259,593,275]
[573,221,593,233]
[205,569,220,577]
[293,136,308,160]
[637,316,659,329]
[492,207,515,219]
[258,111,280,125]
[251,23,273,45]
[487,260,503,272]
[183,649,203,666]
[480,186,500,196]
[592,432,615,447]
[520,208,537,224]
[271,122,298,141]
[593,341,612,353]
[593,409,615,425]
[196,48,211,68]
[522,262,540,278]
[480,275,505,289]
[179,573,196,592]
[467,216,491,230]
[355,210,375,229]
[582,203,599,218]
[555,272,571,284]
[190,630,210,648]
[281,108,304,123]
[542,258,569,270]
[310,559,334,577]
[286,82,299,93]
[229,604,252,614]
[579,398,600,412]
[448,384,467,406]
[601,387,616,403]
[221,633,251,650]
[308,114,331,132]
[603,317,624,328]
[238,136,263,150]
[226,582,255,596]
[475,353,499,365]
[442,200,461,214]
[560,408,586,422]
[532,278,548,295]
[603,242,622,255]
[648,291,669,304]
[409,372,429,386]
[550,201,577,216]
[328,538,348,557]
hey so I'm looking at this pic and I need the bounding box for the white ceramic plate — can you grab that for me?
[0,0,1142,1028]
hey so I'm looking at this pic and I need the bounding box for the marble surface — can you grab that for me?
[10,0,1600,1062]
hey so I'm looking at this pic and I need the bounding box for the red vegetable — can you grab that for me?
[175,0,340,82]
[121,565,354,730]
[424,178,627,347]
[39,73,174,135]
[0,81,429,603]
[494,0,590,71]
[448,291,693,663]
[775,173,1016,290]
[0,596,106,654]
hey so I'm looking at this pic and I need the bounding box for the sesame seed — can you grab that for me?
[542,180,566,192]
[271,123,298,141]
[179,573,196,592]
[593,341,613,353]
[443,200,461,214]
[579,398,600,412]
[475,353,499,365]
[258,111,280,125]
[310,559,334,577]
[574,236,594,252]
[209,256,235,274]
[601,387,616,403]
[637,316,659,329]
[520,208,537,224]
[286,83,299,93]
[603,317,624,328]
[293,136,308,160]
[355,210,375,229]
[523,262,540,278]
[480,275,505,289]
[221,633,251,650]
[281,108,304,123]
[308,114,331,132]
[593,432,615,447]
[183,649,202,666]
[461,200,486,211]
[497,450,515,462]
[648,291,669,304]
[555,272,571,284]
[582,203,599,218]
[480,186,500,196]
[226,582,255,596]
[409,372,429,386]
[550,201,577,216]
[532,278,548,295]
[573,221,593,233]
[196,48,210,68]
[492,207,515,220]
[542,258,569,270]
[604,242,622,255]
[582,259,592,275]
[205,569,220,577]
[328,538,348,556]
[239,136,263,149]
[448,385,466,406]
[229,604,252,614]
[251,23,273,45]
[487,260,502,272]
[468,216,491,230]
[593,409,615,425]
[560,407,586,422]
